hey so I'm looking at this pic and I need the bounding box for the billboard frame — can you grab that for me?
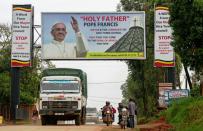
[41,12,146,60]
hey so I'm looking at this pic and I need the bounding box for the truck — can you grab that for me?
[39,68,87,125]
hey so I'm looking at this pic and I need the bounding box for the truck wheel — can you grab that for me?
[41,116,46,125]
[81,116,86,125]
[54,119,57,125]
[50,119,57,125]
[45,116,57,125]
[75,115,81,125]
[81,107,86,125]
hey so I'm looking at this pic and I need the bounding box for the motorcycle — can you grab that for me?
[120,108,128,129]
[102,108,113,126]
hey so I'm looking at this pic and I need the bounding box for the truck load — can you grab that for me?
[39,68,87,125]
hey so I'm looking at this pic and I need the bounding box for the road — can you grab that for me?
[0,122,173,131]
[0,125,105,131]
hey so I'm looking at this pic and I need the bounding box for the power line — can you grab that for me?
[88,99,118,104]
[88,81,126,84]
[88,96,122,100]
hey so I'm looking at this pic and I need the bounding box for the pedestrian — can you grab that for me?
[128,98,137,128]
[117,102,123,124]
[32,106,39,124]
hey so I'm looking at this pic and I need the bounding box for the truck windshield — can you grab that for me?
[41,80,80,93]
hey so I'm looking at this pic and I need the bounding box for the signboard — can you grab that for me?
[154,6,175,67]
[11,5,33,67]
[168,89,189,99]
[158,83,172,96]
[41,12,146,60]
[158,88,189,108]
[158,83,172,108]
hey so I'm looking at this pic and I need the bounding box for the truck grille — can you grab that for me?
[42,101,78,109]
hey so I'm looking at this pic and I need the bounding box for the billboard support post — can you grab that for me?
[10,67,20,123]
[166,67,176,89]
[10,4,33,123]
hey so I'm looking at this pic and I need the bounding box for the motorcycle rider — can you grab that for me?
[111,105,116,122]
[120,106,128,129]
[102,101,112,116]
[102,101,114,121]
[102,101,114,125]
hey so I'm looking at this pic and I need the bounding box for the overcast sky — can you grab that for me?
[0,0,129,112]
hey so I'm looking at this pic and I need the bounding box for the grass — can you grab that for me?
[160,97,203,131]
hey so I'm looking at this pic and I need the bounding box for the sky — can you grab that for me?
[0,0,128,114]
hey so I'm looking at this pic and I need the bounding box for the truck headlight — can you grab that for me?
[42,101,48,109]
[72,105,77,109]
[43,105,48,109]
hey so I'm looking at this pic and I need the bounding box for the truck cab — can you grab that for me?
[39,68,87,125]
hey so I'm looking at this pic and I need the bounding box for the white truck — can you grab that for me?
[39,68,87,125]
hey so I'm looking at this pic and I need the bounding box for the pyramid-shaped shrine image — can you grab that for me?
[106,18,144,52]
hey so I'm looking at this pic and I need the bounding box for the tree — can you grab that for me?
[0,23,53,104]
[119,0,183,117]
[119,0,163,117]
[170,0,203,92]
[0,24,12,104]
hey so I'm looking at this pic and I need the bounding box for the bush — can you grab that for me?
[190,84,201,97]
[160,97,203,131]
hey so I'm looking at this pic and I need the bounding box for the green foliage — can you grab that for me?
[0,24,12,104]
[120,0,169,118]
[175,54,183,88]
[120,0,140,11]
[0,72,11,103]
[170,0,203,74]
[190,84,201,97]
[19,67,41,104]
[137,116,152,124]
[119,0,186,118]
[160,97,203,130]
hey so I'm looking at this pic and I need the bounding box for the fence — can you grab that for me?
[0,104,35,121]
[0,104,10,121]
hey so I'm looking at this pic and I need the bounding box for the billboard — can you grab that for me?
[154,6,175,67]
[41,12,146,60]
[11,5,33,67]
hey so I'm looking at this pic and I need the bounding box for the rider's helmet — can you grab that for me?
[122,107,127,112]
[106,101,110,106]
[118,102,123,108]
